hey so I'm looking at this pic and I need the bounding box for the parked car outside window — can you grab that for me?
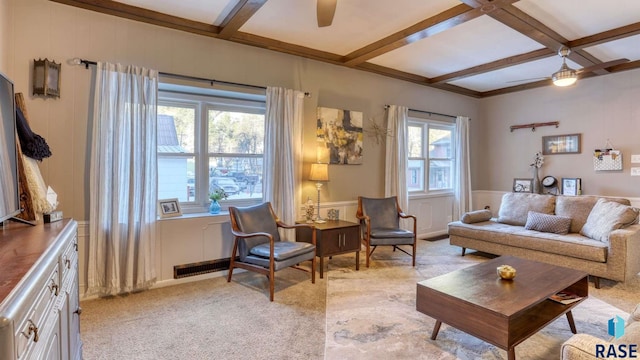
[209,177,240,195]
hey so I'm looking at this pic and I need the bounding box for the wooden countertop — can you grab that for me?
[0,219,74,303]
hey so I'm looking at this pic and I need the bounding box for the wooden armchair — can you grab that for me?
[356,196,417,267]
[227,202,316,301]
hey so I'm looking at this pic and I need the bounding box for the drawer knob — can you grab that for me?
[65,258,71,269]
[74,306,83,316]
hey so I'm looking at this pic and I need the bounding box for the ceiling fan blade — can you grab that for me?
[317,0,337,27]
[576,58,629,75]
[506,77,550,84]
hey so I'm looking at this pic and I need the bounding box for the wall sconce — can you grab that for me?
[33,58,61,98]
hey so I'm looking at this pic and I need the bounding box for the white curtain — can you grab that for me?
[263,87,305,224]
[384,105,409,212]
[87,62,158,296]
[453,116,472,220]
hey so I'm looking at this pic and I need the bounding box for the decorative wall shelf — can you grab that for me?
[510,121,559,132]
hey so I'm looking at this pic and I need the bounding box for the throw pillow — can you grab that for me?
[497,193,556,226]
[580,199,640,242]
[524,211,572,234]
[461,209,492,224]
[556,195,631,233]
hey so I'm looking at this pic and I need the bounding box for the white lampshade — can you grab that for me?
[309,163,329,182]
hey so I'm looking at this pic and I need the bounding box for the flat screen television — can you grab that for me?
[0,71,21,223]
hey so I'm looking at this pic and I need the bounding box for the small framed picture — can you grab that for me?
[158,198,182,218]
[513,178,533,193]
[561,178,581,196]
[542,134,581,155]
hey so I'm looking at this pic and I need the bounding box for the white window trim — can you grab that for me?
[158,86,266,214]
[407,117,456,197]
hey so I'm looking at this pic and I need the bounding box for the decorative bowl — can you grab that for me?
[497,265,516,280]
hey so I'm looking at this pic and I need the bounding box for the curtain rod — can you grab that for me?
[74,58,311,97]
[384,105,459,120]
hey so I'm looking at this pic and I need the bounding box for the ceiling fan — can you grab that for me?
[317,0,337,27]
[508,47,629,87]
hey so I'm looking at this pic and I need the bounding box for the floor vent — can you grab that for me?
[173,258,231,279]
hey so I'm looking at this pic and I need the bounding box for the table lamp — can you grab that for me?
[309,163,329,223]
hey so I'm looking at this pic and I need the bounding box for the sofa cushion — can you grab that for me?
[580,199,639,242]
[525,211,572,235]
[556,195,632,233]
[613,321,640,346]
[448,221,607,262]
[497,193,555,226]
[628,303,640,327]
[461,209,493,224]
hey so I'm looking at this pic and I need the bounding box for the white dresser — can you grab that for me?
[0,219,82,359]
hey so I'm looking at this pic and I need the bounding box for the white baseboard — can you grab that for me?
[417,229,448,239]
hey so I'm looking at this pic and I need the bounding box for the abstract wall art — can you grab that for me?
[316,107,363,165]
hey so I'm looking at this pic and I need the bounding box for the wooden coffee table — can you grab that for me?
[416,255,588,360]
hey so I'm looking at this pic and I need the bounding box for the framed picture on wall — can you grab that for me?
[542,134,581,155]
[561,178,581,196]
[513,178,533,193]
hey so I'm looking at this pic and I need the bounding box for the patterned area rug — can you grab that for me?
[324,240,628,360]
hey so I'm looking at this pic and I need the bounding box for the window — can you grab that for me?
[407,120,455,193]
[157,84,266,213]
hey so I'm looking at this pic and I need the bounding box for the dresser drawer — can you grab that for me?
[60,235,78,284]
[14,263,60,359]
[0,219,81,360]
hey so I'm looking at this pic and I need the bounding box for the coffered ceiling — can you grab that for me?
[50,0,640,98]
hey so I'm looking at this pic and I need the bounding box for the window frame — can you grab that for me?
[407,117,456,196]
[158,86,266,214]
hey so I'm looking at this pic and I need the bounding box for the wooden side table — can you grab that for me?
[296,220,360,278]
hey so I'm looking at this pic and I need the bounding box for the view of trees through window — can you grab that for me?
[157,90,265,211]
[407,121,455,192]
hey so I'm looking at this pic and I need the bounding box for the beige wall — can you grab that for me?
[0,0,12,75]
[478,70,640,197]
[7,0,640,220]
[8,0,479,221]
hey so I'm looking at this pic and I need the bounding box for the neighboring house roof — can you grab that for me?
[432,135,451,146]
[157,114,186,153]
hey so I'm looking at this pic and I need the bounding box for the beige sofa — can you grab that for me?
[448,193,640,288]
[561,303,640,359]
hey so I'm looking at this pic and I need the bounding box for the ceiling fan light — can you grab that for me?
[552,63,577,87]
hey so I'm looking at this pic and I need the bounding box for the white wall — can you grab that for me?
[478,70,640,197]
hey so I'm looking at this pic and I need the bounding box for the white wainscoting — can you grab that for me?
[78,191,639,296]
[408,194,454,239]
[77,197,456,295]
[77,221,88,296]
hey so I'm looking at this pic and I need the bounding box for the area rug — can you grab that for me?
[324,242,629,360]
[80,238,635,360]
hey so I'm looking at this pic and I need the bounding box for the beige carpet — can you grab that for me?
[80,239,639,359]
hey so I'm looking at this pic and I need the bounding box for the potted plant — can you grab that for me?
[209,188,228,214]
